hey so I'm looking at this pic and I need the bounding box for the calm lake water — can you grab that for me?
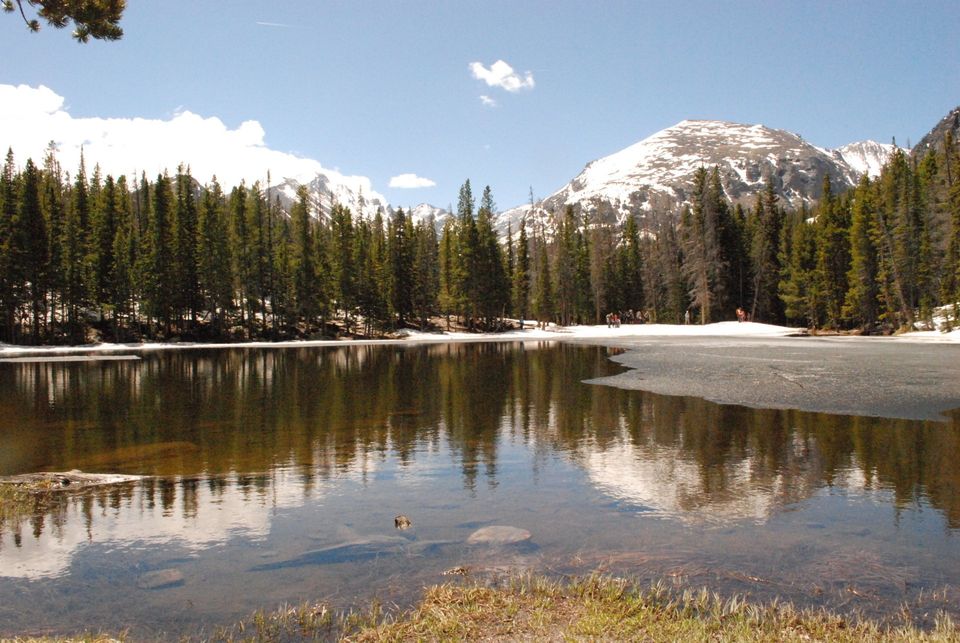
[1,342,958,638]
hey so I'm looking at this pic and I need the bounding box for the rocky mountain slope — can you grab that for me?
[911,106,960,160]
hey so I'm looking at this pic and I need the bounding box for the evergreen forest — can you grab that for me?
[1,136,959,346]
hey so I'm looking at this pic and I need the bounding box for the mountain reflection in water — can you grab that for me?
[0,342,958,636]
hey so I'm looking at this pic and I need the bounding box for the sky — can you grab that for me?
[1,1,958,211]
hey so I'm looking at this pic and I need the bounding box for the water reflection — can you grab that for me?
[0,343,958,635]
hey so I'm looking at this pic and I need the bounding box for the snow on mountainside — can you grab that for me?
[266,173,452,229]
[406,203,453,229]
[833,140,900,179]
[496,120,897,237]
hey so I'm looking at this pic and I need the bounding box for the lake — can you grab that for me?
[1,341,958,638]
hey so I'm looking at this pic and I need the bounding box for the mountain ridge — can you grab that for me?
[265,117,912,235]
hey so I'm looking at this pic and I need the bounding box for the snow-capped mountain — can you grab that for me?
[496,120,898,236]
[267,169,391,221]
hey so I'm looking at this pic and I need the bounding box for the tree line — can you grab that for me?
[1,136,958,345]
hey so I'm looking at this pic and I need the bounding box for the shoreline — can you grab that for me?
[2,320,957,359]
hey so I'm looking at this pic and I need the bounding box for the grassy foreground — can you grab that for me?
[203,575,959,642]
[5,575,960,641]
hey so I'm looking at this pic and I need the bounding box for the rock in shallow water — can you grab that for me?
[136,568,184,590]
[467,525,531,545]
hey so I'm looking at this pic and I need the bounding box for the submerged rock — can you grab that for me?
[136,568,184,590]
[467,525,532,545]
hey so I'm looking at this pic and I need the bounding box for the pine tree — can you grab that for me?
[843,176,880,329]
[651,211,686,323]
[245,183,270,335]
[110,175,137,337]
[14,158,47,341]
[62,155,91,340]
[947,132,960,306]
[574,223,593,324]
[680,167,738,323]
[455,179,479,327]
[90,173,119,322]
[143,173,176,335]
[813,177,851,329]
[438,219,457,329]
[873,150,918,328]
[197,177,233,335]
[173,165,200,329]
[6,0,125,41]
[475,185,508,327]
[0,149,19,341]
[779,208,819,327]
[289,184,318,329]
[619,213,644,316]
[511,218,531,326]
[131,173,151,330]
[270,212,293,335]
[40,143,66,333]
[330,202,356,332]
[353,217,379,335]
[749,178,785,322]
[411,217,439,330]
[587,208,616,324]
[228,183,251,333]
[554,206,578,325]
[532,236,554,327]
[364,209,389,332]
[388,207,414,326]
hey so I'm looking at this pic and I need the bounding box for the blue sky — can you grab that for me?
[1,0,958,210]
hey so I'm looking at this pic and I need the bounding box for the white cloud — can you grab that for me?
[479,95,498,108]
[469,60,535,93]
[0,83,377,193]
[389,173,436,189]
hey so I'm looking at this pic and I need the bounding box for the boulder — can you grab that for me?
[467,525,532,545]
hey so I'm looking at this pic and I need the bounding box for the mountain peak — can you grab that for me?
[496,119,897,237]
[555,119,858,211]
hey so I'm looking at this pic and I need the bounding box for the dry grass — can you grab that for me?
[345,575,960,643]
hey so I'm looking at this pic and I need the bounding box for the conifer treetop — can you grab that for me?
[4,0,124,42]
